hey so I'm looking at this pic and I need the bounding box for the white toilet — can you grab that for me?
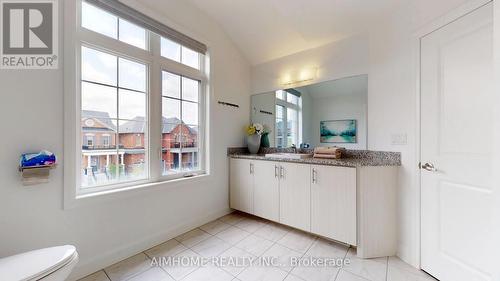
[0,245,78,281]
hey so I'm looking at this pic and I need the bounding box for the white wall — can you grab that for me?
[250,0,478,268]
[493,2,500,280]
[367,10,419,266]
[0,0,251,279]
[251,35,369,95]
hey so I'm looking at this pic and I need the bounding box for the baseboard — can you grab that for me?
[396,242,420,269]
[69,208,232,280]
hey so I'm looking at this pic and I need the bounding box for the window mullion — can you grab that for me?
[149,33,162,181]
[284,107,288,147]
[116,55,120,181]
[179,76,184,173]
[199,79,206,173]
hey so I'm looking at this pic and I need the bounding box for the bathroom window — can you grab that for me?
[81,46,148,188]
[161,72,201,175]
[275,90,301,147]
[275,105,285,148]
[275,90,286,100]
[287,108,299,146]
[71,0,208,196]
[161,37,203,70]
[81,1,147,50]
[287,93,299,105]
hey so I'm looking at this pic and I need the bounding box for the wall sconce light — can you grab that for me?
[280,67,317,86]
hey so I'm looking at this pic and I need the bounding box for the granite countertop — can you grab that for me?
[227,147,401,167]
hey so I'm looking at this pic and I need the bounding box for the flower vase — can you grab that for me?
[247,134,261,154]
[260,133,270,148]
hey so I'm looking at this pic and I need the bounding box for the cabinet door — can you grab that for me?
[279,162,311,232]
[311,165,356,245]
[229,158,254,213]
[253,160,280,222]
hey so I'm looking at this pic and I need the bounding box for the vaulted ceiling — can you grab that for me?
[185,0,469,65]
[185,0,406,65]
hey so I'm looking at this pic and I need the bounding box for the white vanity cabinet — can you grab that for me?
[229,157,398,259]
[230,159,310,226]
[229,158,254,213]
[279,162,311,232]
[253,160,280,221]
[310,165,357,245]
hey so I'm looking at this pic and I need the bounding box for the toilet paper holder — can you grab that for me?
[19,151,57,186]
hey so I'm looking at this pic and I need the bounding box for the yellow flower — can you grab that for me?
[246,126,256,135]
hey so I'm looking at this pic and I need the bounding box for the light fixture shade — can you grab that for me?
[280,67,317,86]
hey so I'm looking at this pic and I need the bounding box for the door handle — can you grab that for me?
[420,162,437,172]
[280,166,284,179]
[274,165,278,178]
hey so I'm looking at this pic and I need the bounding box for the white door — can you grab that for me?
[310,165,356,245]
[279,162,311,231]
[421,3,493,281]
[253,160,280,222]
[229,158,254,213]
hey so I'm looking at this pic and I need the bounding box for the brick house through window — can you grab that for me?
[81,110,198,182]
[161,119,198,174]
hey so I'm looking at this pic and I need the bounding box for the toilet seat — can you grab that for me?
[0,245,78,281]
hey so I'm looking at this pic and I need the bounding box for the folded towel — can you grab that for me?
[313,153,341,159]
[313,146,345,155]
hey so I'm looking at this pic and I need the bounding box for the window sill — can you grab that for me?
[64,173,211,209]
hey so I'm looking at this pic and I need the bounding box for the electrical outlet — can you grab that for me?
[391,133,407,145]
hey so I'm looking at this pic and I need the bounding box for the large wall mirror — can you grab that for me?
[251,74,368,149]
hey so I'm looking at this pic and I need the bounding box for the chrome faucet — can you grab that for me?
[290,144,297,153]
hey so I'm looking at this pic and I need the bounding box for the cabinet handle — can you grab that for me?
[274,165,278,178]
[312,168,317,184]
[280,166,284,179]
[250,163,254,174]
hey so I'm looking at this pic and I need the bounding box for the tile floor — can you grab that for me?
[78,212,437,281]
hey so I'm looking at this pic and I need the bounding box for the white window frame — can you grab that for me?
[159,69,206,181]
[275,104,286,148]
[64,0,210,208]
[275,91,302,147]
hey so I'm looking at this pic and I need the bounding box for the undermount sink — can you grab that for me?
[264,153,313,160]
